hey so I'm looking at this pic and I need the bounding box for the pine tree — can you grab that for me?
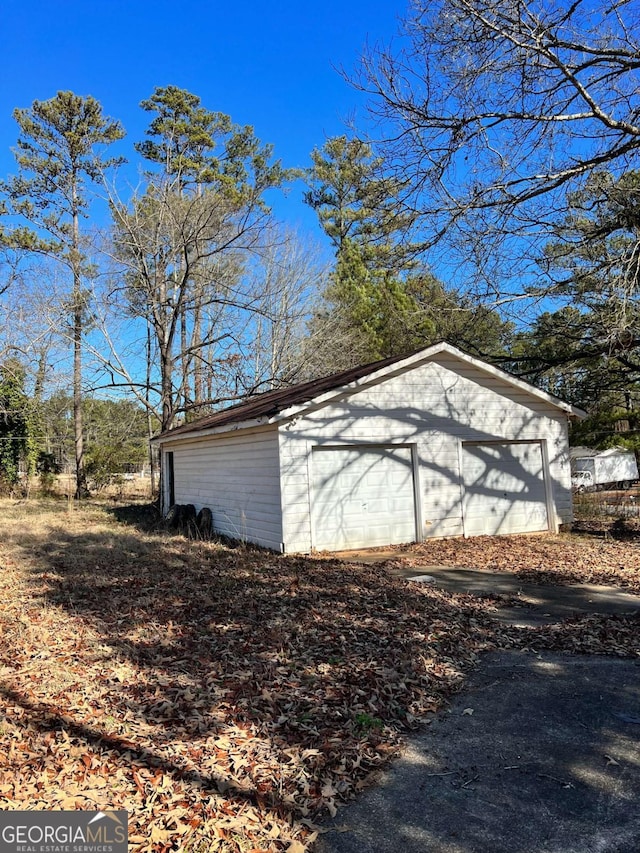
[305,135,416,275]
[2,91,124,496]
[304,136,512,368]
[507,171,640,448]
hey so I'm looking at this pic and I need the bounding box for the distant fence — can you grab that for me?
[573,489,640,520]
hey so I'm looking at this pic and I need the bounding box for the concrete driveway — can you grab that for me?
[396,565,640,627]
[317,651,640,853]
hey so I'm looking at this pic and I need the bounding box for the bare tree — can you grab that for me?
[0,255,81,402]
[243,227,327,390]
[356,0,640,295]
[103,89,290,433]
[109,182,247,432]
[95,209,324,433]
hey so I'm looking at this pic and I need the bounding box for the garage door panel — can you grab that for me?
[362,468,390,485]
[462,442,549,537]
[312,446,416,551]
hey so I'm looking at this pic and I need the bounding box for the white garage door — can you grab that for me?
[462,441,549,537]
[311,446,416,551]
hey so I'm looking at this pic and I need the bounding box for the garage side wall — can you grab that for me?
[278,356,572,552]
[161,426,283,550]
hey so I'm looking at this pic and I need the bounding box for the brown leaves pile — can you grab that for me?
[498,612,640,657]
[0,501,498,852]
[398,533,640,592]
[0,501,637,852]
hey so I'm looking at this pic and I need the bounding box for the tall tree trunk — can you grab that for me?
[145,325,158,499]
[180,307,189,418]
[72,200,87,499]
[161,343,175,434]
[192,185,204,413]
[192,302,203,413]
[33,347,48,401]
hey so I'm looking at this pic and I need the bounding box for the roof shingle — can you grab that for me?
[158,350,413,439]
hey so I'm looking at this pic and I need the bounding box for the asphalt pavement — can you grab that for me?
[315,559,640,853]
[317,652,640,853]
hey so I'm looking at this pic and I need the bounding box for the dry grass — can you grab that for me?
[0,498,638,852]
[40,473,155,502]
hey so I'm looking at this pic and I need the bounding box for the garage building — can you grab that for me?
[155,343,582,552]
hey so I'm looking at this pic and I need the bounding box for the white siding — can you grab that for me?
[162,426,283,551]
[279,355,572,552]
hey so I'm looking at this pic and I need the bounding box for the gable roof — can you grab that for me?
[156,342,585,443]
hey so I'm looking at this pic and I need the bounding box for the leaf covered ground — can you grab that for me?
[0,500,638,852]
[393,527,640,593]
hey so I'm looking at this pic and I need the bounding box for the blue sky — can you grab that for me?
[1,0,409,241]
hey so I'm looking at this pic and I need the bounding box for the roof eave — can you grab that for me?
[152,416,276,444]
[434,344,588,418]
